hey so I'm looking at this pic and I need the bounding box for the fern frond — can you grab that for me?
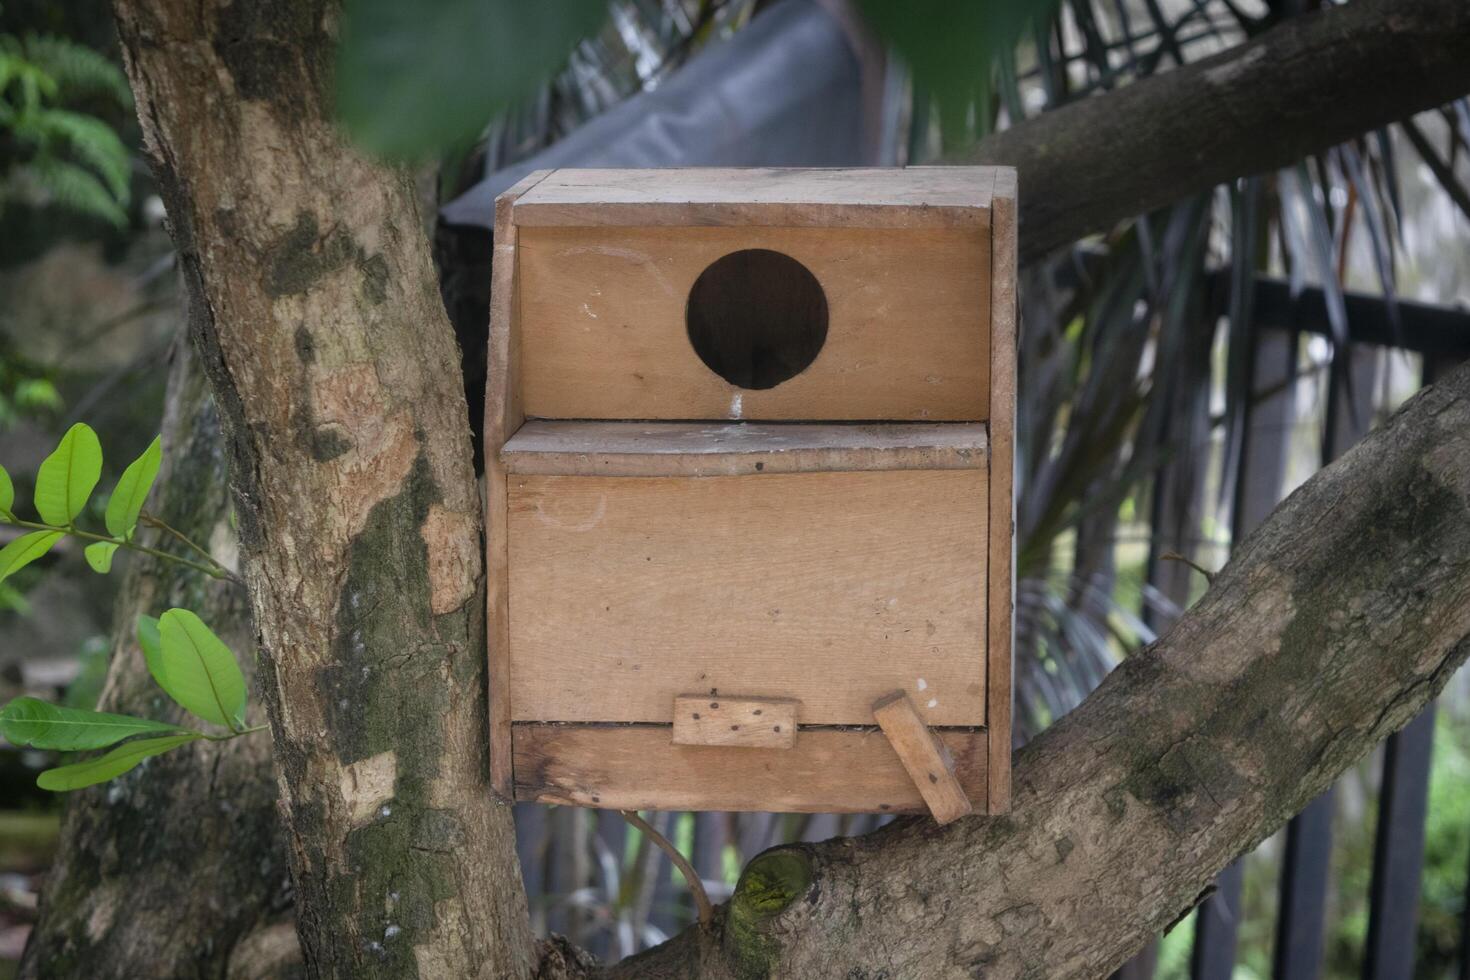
[35,108,131,203]
[22,35,132,107]
[25,157,127,226]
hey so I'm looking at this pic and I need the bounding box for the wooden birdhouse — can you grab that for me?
[485,167,1016,824]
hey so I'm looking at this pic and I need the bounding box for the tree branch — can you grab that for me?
[968,0,1470,264]
[589,362,1470,978]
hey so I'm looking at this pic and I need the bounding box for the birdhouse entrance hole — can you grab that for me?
[685,248,828,390]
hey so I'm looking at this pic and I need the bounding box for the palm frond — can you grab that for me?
[21,35,132,107]
[20,156,127,226]
[34,107,131,203]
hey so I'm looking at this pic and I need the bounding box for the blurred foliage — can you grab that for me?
[855,0,1059,141]
[336,0,608,160]
[0,33,133,226]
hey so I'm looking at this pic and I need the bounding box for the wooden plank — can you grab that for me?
[502,420,989,477]
[986,167,1017,813]
[517,224,991,421]
[671,695,799,749]
[507,469,988,726]
[513,723,988,813]
[484,169,551,797]
[512,167,1000,228]
[871,691,973,824]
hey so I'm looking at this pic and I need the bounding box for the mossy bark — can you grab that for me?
[109,1,533,977]
[20,337,295,979]
[601,365,1470,978]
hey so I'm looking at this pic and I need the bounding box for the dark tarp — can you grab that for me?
[440,0,885,230]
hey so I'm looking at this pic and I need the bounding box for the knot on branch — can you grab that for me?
[724,847,815,978]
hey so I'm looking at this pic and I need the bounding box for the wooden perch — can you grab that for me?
[871,691,973,825]
[599,363,1470,979]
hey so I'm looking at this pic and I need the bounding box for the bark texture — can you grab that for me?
[597,363,1470,978]
[20,338,296,979]
[110,1,532,977]
[969,0,1470,264]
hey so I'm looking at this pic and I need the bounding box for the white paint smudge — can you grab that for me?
[582,303,599,319]
[535,493,607,532]
[927,698,938,709]
[916,678,928,691]
[730,393,743,419]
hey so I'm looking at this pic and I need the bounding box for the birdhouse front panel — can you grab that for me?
[486,168,1016,821]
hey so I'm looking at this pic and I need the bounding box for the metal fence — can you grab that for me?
[1126,277,1470,980]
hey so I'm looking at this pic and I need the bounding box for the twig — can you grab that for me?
[1159,550,1216,585]
[620,810,713,928]
[7,517,244,587]
[138,512,242,584]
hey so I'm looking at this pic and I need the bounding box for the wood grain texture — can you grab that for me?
[507,469,988,726]
[512,167,1000,228]
[501,420,989,477]
[514,723,987,813]
[987,168,1018,813]
[671,695,799,749]
[872,690,974,825]
[517,224,991,421]
[486,170,550,797]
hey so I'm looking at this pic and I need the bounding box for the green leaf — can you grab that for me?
[0,696,182,751]
[152,609,247,731]
[0,530,61,583]
[84,541,118,573]
[34,422,102,525]
[36,733,201,791]
[335,0,605,160]
[0,463,13,519]
[105,436,162,539]
[854,0,1058,137]
[137,613,161,663]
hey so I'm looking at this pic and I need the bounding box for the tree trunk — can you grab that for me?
[20,336,296,980]
[594,364,1470,978]
[110,1,533,977]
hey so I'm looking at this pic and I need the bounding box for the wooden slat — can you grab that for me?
[986,167,1017,813]
[485,169,550,797]
[512,167,999,228]
[513,723,987,813]
[502,420,989,477]
[507,469,988,726]
[672,695,798,749]
[871,691,973,824]
[517,224,991,422]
